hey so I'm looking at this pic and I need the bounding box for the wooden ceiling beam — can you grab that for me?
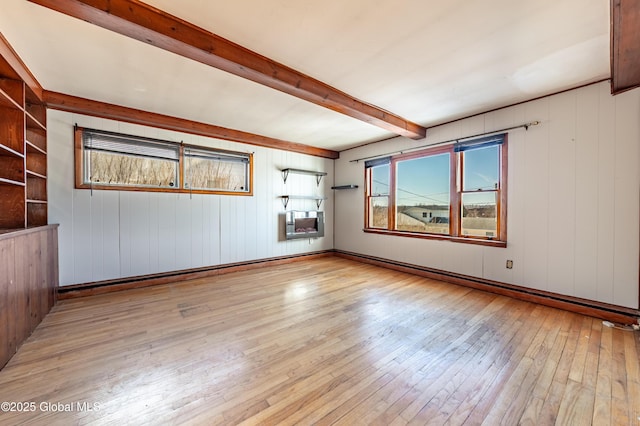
[44,91,340,159]
[28,0,427,140]
[611,0,640,94]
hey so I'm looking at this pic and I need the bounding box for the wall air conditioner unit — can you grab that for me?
[285,210,324,240]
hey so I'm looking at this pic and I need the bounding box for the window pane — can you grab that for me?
[87,150,178,187]
[369,196,389,229]
[371,164,389,195]
[461,192,497,237]
[395,153,450,234]
[462,145,499,191]
[184,155,249,192]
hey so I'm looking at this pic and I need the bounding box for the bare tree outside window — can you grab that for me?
[89,151,178,187]
[184,155,248,191]
[76,127,252,195]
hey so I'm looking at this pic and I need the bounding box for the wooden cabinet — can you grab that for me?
[0,225,58,369]
[0,39,47,230]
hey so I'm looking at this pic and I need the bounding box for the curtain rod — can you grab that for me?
[349,120,540,163]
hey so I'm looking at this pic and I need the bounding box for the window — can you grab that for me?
[364,134,507,246]
[184,147,250,192]
[75,127,252,195]
[365,157,390,229]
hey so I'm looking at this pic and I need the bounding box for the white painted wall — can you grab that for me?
[48,110,334,286]
[334,82,640,309]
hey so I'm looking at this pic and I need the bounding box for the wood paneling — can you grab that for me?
[0,257,637,424]
[611,0,640,94]
[57,251,333,299]
[547,91,576,297]
[0,225,58,369]
[46,91,340,159]
[574,85,600,301]
[29,0,426,140]
[0,238,16,366]
[48,109,334,286]
[612,88,640,307]
[335,81,640,310]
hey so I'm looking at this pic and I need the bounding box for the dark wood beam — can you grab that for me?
[44,91,340,159]
[611,0,640,94]
[0,33,44,101]
[28,0,427,140]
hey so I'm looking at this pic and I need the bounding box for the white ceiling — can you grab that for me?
[0,0,610,151]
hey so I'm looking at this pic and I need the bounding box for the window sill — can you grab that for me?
[75,183,252,196]
[362,228,507,248]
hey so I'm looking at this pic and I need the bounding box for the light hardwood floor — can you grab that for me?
[0,256,638,425]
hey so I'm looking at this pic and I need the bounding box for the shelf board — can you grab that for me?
[281,168,327,185]
[281,168,327,177]
[26,199,47,204]
[0,177,25,187]
[25,111,46,130]
[0,87,22,110]
[26,170,46,179]
[26,140,46,155]
[0,143,24,158]
[280,195,327,209]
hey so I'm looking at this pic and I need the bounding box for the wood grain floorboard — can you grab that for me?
[0,256,638,425]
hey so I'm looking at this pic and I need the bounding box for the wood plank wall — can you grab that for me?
[47,110,334,287]
[334,81,640,310]
[0,225,58,368]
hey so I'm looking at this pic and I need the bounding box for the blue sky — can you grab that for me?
[372,145,499,207]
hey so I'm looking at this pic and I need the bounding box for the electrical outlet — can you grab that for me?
[506,260,513,269]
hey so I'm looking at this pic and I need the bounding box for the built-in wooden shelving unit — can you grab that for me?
[0,34,56,371]
[0,39,47,229]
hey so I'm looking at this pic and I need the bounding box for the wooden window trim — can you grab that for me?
[74,126,253,196]
[364,136,508,247]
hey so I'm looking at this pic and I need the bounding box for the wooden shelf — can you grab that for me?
[0,177,26,187]
[0,78,23,109]
[26,111,46,131]
[0,107,25,154]
[0,142,24,158]
[0,42,48,229]
[26,169,46,180]
[26,150,46,177]
[26,174,46,202]
[26,202,47,227]
[0,155,24,183]
[0,183,25,229]
[25,88,46,126]
[26,135,46,154]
